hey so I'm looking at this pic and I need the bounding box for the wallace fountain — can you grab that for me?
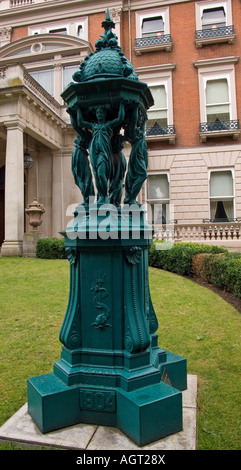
[27,10,187,447]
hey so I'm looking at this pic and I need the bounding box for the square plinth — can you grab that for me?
[117,382,182,446]
[28,372,183,447]
[1,375,197,450]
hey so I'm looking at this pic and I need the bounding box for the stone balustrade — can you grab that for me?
[9,0,52,7]
[153,222,241,248]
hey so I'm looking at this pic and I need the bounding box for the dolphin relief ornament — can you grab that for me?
[27,10,187,447]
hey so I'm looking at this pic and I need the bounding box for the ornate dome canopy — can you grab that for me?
[72,9,138,83]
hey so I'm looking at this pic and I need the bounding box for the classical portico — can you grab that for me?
[0,63,68,255]
[0,33,94,255]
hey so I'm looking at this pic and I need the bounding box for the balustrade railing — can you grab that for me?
[146,124,175,137]
[135,34,172,48]
[23,68,62,115]
[200,120,240,133]
[10,0,34,6]
[153,222,241,245]
[195,25,235,40]
[9,0,54,7]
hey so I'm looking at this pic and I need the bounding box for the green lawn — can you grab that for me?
[0,258,240,450]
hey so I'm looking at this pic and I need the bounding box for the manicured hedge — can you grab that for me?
[36,238,67,259]
[201,252,241,298]
[148,241,227,276]
[149,241,241,298]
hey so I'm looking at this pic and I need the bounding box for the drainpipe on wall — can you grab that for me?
[128,0,132,62]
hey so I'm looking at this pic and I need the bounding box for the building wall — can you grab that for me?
[121,0,241,226]
[124,0,241,149]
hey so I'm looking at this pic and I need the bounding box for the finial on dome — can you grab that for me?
[102,8,115,31]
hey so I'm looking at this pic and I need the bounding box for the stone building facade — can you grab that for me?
[0,0,241,255]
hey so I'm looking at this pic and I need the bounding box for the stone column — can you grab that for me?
[52,150,64,237]
[1,120,25,257]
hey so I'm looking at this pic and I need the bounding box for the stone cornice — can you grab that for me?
[123,0,193,11]
[136,63,176,74]
[193,56,239,68]
[0,0,123,28]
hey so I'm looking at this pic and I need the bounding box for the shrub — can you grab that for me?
[36,238,67,259]
[148,241,227,276]
[201,253,241,297]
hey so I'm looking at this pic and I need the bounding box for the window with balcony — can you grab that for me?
[195,57,240,141]
[195,0,235,47]
[144,80,175,143]
[136,65,176,143]
[135,8,172,54]
[209,170,234,222]
[146,85,167,133]
[146,174,170,225]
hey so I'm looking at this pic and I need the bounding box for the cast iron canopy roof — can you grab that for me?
[72,9,138,83]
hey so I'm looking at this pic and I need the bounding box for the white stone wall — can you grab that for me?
[148,145,241,225]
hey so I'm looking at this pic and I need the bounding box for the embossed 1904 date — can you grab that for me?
[79,389,116,412]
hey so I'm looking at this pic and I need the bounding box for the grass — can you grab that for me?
[0,258,240,450]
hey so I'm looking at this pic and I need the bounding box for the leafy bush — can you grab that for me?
[201,253,241,297]
[36,238,67,259]
[148,241,227,276]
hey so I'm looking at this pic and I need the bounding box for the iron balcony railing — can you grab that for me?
[135,34,172,48]
[200,120,240,133]
[195,25,235,40]
[146,124,175,137]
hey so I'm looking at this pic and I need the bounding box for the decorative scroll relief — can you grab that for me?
[124,246,142,265]
[124,247,150,353]
[59,247,81,349]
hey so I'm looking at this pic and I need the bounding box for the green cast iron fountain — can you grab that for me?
[27,10,187,446]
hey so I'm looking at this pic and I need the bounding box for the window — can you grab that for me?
[194,57,240,141]
[29,17,88,41]
[135,7,172,54]
[146,85,168,134]
[29,68,54,96]
[195,0,234,47]
[63,65,79,90]
[146,174,170,224]
[141,16,164,37]
[136,65,175,142]
[49,28,67,35]
[209,170,234,221]
[202,7,226,30]
[77,25,84,39]
[206,78,230,123]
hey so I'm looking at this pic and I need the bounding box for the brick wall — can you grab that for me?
[11,26,28,42]
[121,0,241,150]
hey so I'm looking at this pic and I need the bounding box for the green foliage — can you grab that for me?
[149,241,227,276]
[36,238,67,260]
[201,252,241,298]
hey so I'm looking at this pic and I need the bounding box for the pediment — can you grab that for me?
[0,34,93,64]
